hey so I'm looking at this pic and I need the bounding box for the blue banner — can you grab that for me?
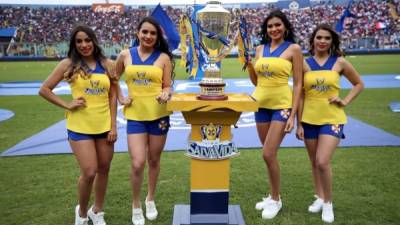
[189,4,206,81]
[335,0,355,32]
[151,4,180,50]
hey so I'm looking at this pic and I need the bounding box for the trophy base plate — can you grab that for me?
[196,95,228,101]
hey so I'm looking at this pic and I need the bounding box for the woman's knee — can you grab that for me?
[147,156,160,169]
[262,150,277,163]
[316,159,330,171]
[131,160,146,173]
[81,167,97,182]
[97,162,111,175]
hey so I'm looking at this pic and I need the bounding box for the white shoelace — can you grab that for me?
[133,210,144,220]
[146,202,156,211]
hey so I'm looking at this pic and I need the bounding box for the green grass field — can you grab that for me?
[0,55,400,225]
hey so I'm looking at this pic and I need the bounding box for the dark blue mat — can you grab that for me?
[1,75,399,96]
[2,109,400,156]
[2,76,400,156]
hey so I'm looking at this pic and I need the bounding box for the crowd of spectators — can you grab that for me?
[0,0,399,57]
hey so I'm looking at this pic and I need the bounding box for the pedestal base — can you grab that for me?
[172,204,246,225]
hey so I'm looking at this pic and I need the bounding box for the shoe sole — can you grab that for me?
[146,213,157,221]
[308,208,322,213]
[261,206,282,219]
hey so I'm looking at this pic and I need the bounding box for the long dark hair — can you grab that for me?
[137,17,175,81]
[64,25,111,82]
[259,10,296,44]
[309,24,344,57]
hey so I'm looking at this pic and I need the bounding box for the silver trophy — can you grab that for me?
[196,1,232,100]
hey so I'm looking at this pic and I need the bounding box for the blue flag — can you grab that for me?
[335,0,355,32]
[189,4,206,81]
[151,4,180,50]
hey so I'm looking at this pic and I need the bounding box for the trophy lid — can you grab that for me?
[197,1,230,14]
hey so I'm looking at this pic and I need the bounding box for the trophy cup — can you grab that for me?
[196,1,231,100]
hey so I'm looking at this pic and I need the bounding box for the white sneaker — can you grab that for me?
[132,208,145,225]
[75,205,89,225]
[255,195,272,210]
[145,199,158,220]
[322,202,334,223]
[308,195,323,213]
[88,206,106,225]
[261,198,282,219]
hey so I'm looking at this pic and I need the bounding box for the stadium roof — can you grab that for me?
[0,0,278,6]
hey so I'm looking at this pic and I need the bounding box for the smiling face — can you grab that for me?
[138,22,158,48]
[314,29,332,53]
[266,16,286,42]
[74,31,94,57]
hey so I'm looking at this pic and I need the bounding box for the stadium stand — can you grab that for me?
[0,0,399,58]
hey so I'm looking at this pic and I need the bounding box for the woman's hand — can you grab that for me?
[296,124,304,140]
[107,126,117,143]
[120,96,133,106]
[67,96,86,110]
[156,91,170,104]
[284,116,294,133]
[329,96,348,107]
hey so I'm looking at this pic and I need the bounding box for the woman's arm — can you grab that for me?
[157,54,173,104]
[329,58,364,107]
[39,59,86,110]
[115,50,132,105]
[106,59,118,142]
[285,44,304,133]
[296,60,309,140]
[247,45,262,86]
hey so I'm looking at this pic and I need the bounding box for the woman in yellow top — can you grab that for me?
[296,24,364,223]
[39,25,117,225]
[115,17,173,225]
[247,10,303,220]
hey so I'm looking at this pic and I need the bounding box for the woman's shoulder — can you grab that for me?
[116,49,130,63]
[256,44,264,51]
[336,55,346,63]
[335,56,349,68]
[120,48,130,56]
[102,58,114,67]
[288,43,302,52]
[58,58,72,69]
[255,45,264,59]
[158,52,171,61]
[60,57,72,65]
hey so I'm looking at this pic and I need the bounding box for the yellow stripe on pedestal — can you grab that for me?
[191,158,230,190]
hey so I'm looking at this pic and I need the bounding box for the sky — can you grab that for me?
[0,0,278,6]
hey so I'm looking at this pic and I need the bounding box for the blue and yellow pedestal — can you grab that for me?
[167,93,258,225]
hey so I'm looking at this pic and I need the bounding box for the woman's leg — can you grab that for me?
[262,121,286,200]
[315,134,339,223]
[128,133,148,208]
[146,134,167,201]
[69,139,98,217]
[256,122,270,145]
[304,139,324,199]
[92,138,114,212]
[315,135,340,203]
